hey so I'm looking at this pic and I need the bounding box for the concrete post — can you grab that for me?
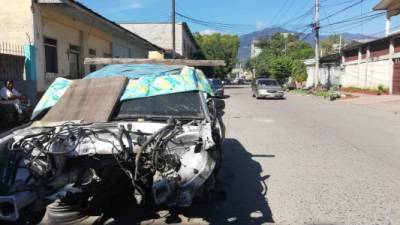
[365,46,371,88]
[386,14,391,37]
[358,47,362,87]
[389,39,395,94]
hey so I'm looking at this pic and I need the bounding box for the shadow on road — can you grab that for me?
[255,97,286,101]
[95,138,274,225]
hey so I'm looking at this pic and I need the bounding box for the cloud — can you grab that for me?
[256,21,267,30]
[200,29,219,35]
[106,1,143,13]
[127,2,142,9]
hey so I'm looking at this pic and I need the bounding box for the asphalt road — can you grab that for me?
[40,87,400,225]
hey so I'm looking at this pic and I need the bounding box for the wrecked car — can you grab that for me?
[0,64,225,225]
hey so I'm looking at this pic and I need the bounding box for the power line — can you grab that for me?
[319,0,364,23]
[176,12,258,34]
[176,12,256,29]
[275,0,297,26]
[323,11,385,28]
[322,0,362,7]
[280,5,314,28]
[271,0,291,26]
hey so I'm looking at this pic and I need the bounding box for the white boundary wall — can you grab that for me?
[342,58,393,90]
[305,39,396,92]
[305,59,342,88]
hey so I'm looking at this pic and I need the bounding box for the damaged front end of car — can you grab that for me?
[0,64,225,224]
[0,118,220,223]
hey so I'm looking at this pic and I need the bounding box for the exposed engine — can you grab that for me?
[0,119,218,222]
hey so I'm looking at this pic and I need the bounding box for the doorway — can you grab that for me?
[69,45,80,79]
[393,58,400,94]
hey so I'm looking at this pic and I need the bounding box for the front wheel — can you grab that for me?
[47,201,89,225]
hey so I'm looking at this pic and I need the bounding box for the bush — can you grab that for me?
[342,86,388,95]
[291,61,307,82]
[377,84,385,95]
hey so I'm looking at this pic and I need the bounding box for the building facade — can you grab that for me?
[250,39,262,59]
[305,0,400,94]
[120,23,200,59]
[0,0,162,99]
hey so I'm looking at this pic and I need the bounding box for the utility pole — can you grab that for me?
[284,38,288,56]
[339,34,342,53]
[314,0,320,88]
[172,0,176,59]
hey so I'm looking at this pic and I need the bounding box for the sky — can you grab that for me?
[79,0,400,37]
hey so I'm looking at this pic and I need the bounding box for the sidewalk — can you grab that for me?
[339,93,400,113]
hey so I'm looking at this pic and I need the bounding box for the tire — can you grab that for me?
[4,209,46,225]
[47,201,89,225]
[213,145,223,176]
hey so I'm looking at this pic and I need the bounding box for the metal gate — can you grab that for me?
[393,58,400,94]
[0,43,25,80]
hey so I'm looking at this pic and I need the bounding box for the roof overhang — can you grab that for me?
[342,32,400,52]
[374,0,393,10]
[36,0,164,52]
[374,0,400,17]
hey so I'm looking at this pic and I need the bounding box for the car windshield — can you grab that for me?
[114,91,204,120]
[257,80,279,86]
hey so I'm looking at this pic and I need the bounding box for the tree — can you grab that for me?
[248,33,313,82]
[194,33,240,78]
[320,35,344,56]
[269,56,292,83]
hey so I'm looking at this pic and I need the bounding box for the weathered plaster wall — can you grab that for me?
[121,23,184,55]
[35,5,112,91]
[0,0,34,45]
[112,37,148,58]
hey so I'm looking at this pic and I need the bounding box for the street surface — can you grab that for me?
[40,87,400,225]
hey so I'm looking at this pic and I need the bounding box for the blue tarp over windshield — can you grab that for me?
[32,64,214,119]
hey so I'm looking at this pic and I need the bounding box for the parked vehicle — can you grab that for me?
[222,79,231,85]
[251,78,284,99]
[208,78,224,97]
[0,64,225,225]
[0,99,31,128]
